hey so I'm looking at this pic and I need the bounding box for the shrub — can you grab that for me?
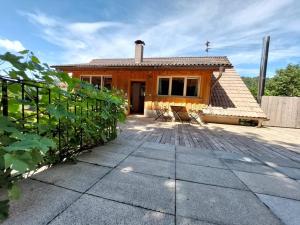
[0,51,126,220]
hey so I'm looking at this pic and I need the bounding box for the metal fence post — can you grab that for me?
[1,80,8,116]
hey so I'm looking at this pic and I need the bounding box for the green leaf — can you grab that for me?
[4,153,29,173]
[0,117,20,134]
[18,50,29,55]
[31,55,40,64]
[8,184,21,200]
[4,135,55,153]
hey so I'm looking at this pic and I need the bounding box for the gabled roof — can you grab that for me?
[52,56,232,69]
[203,68,267,119]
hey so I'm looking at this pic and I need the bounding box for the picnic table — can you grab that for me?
[170,106,200,124]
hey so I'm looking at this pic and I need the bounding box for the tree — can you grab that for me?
[242,77,259,98]
[267,64,300,96]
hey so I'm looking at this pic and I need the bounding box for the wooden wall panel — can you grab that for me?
[65,67,215,112]
[261,96,300,128]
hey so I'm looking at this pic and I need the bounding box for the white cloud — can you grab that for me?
[0,38,25,52]
[21,0,300,75]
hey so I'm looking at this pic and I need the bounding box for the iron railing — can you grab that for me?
[0,75,117,160]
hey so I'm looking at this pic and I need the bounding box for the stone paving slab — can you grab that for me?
[49,194,174,225]
[176,146,214,155]
[257,194,300,225]
[141,141,175,151]
[118,155,175,178]
[176,216,216,225]
[234,171,300,200]
[223,159,286,177]
[176,180,283,225]
[259,156,300,169]
[133,147,175,161]
[2,179,80,225]
[176,163,247,190]
[32,162,110,192]
[77,149,128,167]
[177,152,226,169]
[213,151,260,163]
[88,170,175,214]
[275,166,300,180]
[111,138,143,147]
[94,143,136,154]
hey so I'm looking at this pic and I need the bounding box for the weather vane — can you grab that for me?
[205,41,211,54]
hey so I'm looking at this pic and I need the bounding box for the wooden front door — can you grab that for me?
[130,81,145,114]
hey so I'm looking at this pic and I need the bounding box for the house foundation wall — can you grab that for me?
[202,115,240,125]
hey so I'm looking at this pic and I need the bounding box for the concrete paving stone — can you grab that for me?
[234,171,300,200]
[176,216,217,225]
[176,163,247,190]
[274,166,300,180]
[257,194,300,225]
[176,181,283,225]
[176,153,226,169]
[223,159,286,177]
[141,141,175,151]
[259,156,300,169]
[133,147,175,161]
[32,162,110,192]
[2,179,80,225]
[88,170,175,214]
[176,146,214,156]
[118,155,175,178]
[49,194,174,225]
[213,151,260,163]
[111,138,143,147]
[77,149,128,167]
[94,143,136,154]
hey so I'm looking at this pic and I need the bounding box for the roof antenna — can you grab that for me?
[205,41,211,55]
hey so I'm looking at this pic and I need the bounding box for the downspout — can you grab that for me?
[208,66,225,105]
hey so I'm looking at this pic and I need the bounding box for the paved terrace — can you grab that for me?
[4,116,300,225]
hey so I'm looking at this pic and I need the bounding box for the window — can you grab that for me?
[81,76,90,83]
[91,77,102,89]
[186,78,198,97]
[103,77,112,89]
[80,75,112,89]
[171,78,184,96]
[157,76,200,97]
[158,78,170,95]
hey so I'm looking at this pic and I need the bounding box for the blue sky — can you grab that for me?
[0,0,299,77]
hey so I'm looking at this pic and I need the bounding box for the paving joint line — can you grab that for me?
[224,160,286,225]
[85,192,175,216]
[175,178,249,192]
[46,139,144,224]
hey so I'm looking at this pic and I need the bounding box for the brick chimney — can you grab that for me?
[134,40,145,64]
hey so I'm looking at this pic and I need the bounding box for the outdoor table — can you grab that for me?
[170,106,186,122]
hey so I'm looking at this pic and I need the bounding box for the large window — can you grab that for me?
[186,78,198,97]
[157,77,200,97]
[80,75,112,90]
[103,77,112,89]
[171,78,184,96]
[158,78,170,95]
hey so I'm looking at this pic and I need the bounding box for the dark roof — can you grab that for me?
[52,56,232,68]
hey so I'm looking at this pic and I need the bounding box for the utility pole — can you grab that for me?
[257,36,270,104]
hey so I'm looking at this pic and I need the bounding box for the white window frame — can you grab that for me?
[157,76,201,97]
[80,75,112,89]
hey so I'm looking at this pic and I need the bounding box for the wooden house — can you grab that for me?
[53,40,266,125]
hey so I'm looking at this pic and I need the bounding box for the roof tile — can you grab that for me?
[203,68,267,119]
[53,56,232,68]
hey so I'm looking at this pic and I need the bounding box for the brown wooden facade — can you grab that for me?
[60,66,218,116]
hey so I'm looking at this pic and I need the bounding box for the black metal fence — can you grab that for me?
[0,75,117,160]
